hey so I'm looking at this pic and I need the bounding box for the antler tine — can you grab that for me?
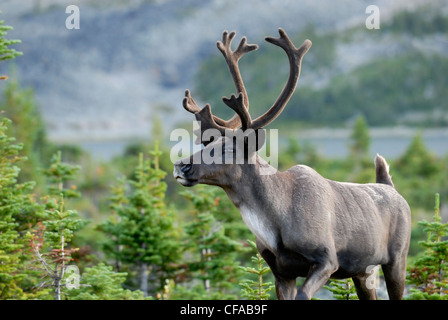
[234,35,259,61]
[184,31,258,138]
[193,104,227,145]
[184,89,242,136]
[250,28,312,130]
[222,93,252,130]
[183,90,228,144]
[183,90,201,114]
[215,30,258,128]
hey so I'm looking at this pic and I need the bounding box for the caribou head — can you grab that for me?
[174,29,311,188]
[173,29,411,300]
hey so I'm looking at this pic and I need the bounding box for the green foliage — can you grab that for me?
[0,11,22,78]
[27,151,86,300]
[395,134,440,178]
[278,136,322,172]
[407,194,448,300]
[394,133,443,210]
[39,151,84,245]
[349,115,370,161]
[287,52,448,127]
[239,240,274,300]
[324,278,358,300]
[384,6,448,36]
[176,185,244,299]
[0,77,51,184]
[0,117,34,299]
[99,144,182,296]
[41,151,81,198]
[345,115,375,183]
[67,263,146,300]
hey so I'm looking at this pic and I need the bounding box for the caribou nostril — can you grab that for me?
[180,163,192,174]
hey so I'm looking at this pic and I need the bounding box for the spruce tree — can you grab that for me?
[348,115,373,183]
[324,278,358,300]
[66,263,145,300]
[0,10,22,80]
[0,117,37,299]
[407,193,448,299]
[177,185,243,299]
[0,78,50,184]
[239,240,274,300]
[27,151,86,300]
[0,13,31,299]
[395,133,440,178]
[99,143,181,297]
[349,115,370,160]
[394,133,442,209]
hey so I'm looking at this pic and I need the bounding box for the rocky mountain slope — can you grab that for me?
[0,0,439,142]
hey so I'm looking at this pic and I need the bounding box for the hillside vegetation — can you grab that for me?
[195,5,448,127]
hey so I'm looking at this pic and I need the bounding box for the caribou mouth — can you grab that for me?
[175,176,198,187]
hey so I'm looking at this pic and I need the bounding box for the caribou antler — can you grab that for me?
[250,28,311,129]
[183,28,311,144]
[217,31,258,114]
[183,31,257,132]
[222,93,252,130]
[183,89,201,114]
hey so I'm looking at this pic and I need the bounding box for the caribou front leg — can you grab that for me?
[296,260,338,300]
[275,276,297,300]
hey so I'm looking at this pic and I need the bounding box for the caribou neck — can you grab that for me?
[223,156,291,217]
[223,156,292,251]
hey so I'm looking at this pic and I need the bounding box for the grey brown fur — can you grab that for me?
[173,29,411,300]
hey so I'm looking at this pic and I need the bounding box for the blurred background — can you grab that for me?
[2,0,447,158]
[0,0,447,299]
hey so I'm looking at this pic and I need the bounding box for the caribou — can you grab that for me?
[173,28,411,300]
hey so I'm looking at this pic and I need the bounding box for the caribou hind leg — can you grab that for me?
[382,260,407,300]
[274,276,297,300]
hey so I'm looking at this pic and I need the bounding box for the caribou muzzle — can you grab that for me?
[173,160,198,187]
